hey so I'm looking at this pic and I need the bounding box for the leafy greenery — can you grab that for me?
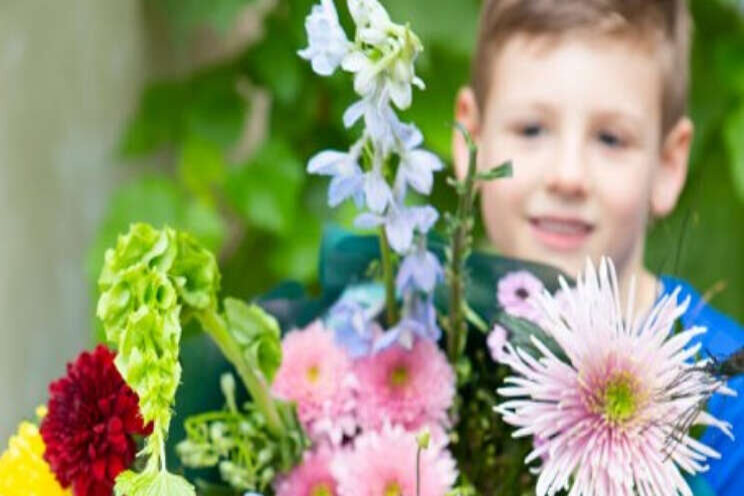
[97,223,305,495]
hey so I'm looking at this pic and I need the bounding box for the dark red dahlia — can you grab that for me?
[40,345,152,496]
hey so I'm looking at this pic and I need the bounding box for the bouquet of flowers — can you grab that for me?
[2,1,742,495]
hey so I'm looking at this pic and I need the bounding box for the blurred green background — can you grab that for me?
[1,0,743,442]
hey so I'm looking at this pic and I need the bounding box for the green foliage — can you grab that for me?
[223,298,282,383]
[115,470,196,496]
[97,223,219,493]
[646,0,744,321]
[177,373,307,492]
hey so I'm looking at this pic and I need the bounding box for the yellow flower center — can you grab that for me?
[601,373,639,423]
[389,365,409,388]
[384,481,402,496]
[310,482,333,496]
[306,364,321,384]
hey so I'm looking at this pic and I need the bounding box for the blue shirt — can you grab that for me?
[661,276,744,496]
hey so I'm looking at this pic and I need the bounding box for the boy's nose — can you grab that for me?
[546,136,589,199]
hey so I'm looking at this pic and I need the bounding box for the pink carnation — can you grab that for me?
[497,270,545,323]
[272,321,357,444]
[275,447,338,496]
[331,424,457,496]
[353,338,454,432]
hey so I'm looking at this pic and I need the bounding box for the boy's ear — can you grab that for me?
[453,86,481,180]
[651,117,694,218]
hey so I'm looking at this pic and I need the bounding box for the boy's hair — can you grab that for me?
[472,0,692,134]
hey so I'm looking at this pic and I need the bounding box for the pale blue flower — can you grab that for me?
[355,203,438,254]
[396,243,443,294]
[307,148,364,207]
[394,131,444,197]
[298,0,351,76]
[363,166,392,213]
[373,293,441,352]
[326,283,385,357]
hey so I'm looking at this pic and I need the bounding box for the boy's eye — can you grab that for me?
[597,130,625,148]
[519,123,545,138]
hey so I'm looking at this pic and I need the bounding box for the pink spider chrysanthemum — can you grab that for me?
[353,338,455,433]
[331,423,457,496]
[275,447,338,496]
[497,270,545,324]
[272,321,357,444]
[496,258,734,496]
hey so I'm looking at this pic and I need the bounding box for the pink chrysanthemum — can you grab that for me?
[353,338,454,432]
[272,321,357,444]
[275,447,338,496]
[496,258,734,496]
[331,423,457,496]
[497,270,545,323]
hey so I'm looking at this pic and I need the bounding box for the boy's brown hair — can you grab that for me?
[471,0,692,134]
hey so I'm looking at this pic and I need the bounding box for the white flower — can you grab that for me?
[341,0,424,110]
[298,0,351,76]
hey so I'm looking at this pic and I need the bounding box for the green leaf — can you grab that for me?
[225,139,304,235]
[118,67,245,157]
[724,103,744,201]
[475,162,513,182]
[223,298,282,382]
[115,469,195,496]
[178,137,227,203]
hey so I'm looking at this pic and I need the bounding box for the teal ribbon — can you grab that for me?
[260,225,568,331]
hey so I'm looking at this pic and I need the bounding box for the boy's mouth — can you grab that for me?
[528,216,595,251]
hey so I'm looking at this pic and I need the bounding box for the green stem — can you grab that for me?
[379,227,398,326]
[198,310,284,438]
[447,130,479,364]
[416,446,422,496]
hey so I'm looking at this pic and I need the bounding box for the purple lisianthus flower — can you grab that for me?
[355,203,438,254]
[326,283,385,357]
[396,243,443,294]
[487,324,509,363]
[373,293,441,352]
[308,146,365,207]
[497,270,545,323]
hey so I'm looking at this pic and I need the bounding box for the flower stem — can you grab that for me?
[446,125,479,364]
[198,309,284,438]
[379,227,398,326]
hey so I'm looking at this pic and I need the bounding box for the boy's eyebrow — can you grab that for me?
[590,109,646,129]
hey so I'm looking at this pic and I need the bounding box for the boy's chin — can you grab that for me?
[522,247,591,279]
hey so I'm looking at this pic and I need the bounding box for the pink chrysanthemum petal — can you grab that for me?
[275,447,338,496]
[353,338,455,432]
[272,321,357,444]
[496,258,733,496]
[331,423,457,496]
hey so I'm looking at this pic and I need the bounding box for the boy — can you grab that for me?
[452,1,744,493]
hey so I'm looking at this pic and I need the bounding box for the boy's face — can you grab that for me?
[454,34,692,279]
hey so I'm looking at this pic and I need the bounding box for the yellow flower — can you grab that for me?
[0,421,70,496]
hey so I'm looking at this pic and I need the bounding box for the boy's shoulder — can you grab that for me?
[660,275,744,357]
[661,275,744,495]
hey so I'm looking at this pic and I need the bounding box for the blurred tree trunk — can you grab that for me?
[0,0,145,441]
